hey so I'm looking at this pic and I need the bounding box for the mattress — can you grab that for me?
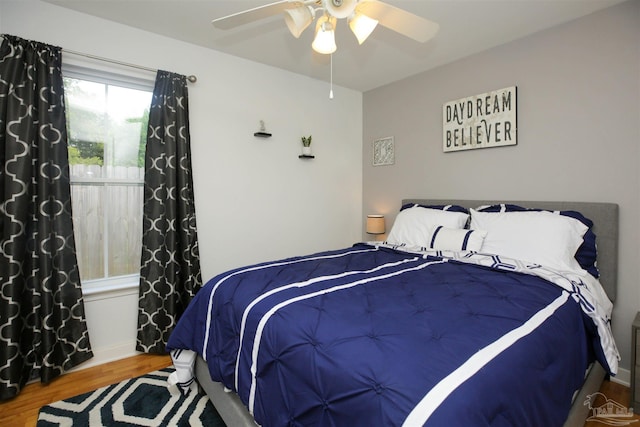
[167,243,618,426]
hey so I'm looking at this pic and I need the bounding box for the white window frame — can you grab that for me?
[62,60,155,295]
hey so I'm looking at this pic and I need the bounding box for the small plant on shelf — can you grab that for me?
[301,135,312,156]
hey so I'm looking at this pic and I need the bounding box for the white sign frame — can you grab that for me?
[443,86,517,152]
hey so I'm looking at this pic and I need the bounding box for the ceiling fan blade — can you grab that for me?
[212,1,300,30]
[356,0,439,43]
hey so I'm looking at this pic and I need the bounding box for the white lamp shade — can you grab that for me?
[366,215,385,234]
[349,13,378,44]
[312,15,337,54]
[284,6,314,38]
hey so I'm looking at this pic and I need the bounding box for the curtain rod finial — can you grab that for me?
[187,75,197,83]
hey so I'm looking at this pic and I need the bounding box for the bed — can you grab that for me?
[167,198,619,427]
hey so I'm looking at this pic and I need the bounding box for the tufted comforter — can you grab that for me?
[167,243,617,427]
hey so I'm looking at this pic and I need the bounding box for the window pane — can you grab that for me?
[107,183,143,276]
[64,74,151,286]
[71,183,105,280]
[64,78,107,177]
[105,85,150,175]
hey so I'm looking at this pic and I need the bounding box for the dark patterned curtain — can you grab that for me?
[137,70,202,353]
[0,35,93,400]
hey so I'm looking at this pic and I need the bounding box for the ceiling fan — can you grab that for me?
[212,0,439,55]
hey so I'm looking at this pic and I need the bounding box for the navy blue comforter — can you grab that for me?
[167,244,610,427]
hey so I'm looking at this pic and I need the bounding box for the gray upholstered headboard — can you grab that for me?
[402,199,619,302]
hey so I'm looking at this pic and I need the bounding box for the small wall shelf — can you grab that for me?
[298,154,315,159]
[254,132,272,138]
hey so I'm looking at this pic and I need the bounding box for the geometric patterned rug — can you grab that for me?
[36,367,226,426]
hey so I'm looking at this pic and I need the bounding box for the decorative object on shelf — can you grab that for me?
[254,120,272,138]
[366,214,386,241]
[372,136,394,166]
[301,135,312,156]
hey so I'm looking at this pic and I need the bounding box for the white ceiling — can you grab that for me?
[43,0,625,92]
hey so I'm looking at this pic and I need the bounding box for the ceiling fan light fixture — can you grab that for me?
[284,5,315,38]
[348,12,378,45]
[312,15,337,55]
[323,0,358,20]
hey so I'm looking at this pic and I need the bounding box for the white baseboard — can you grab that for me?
[68,341,141,373]
[611,367,630,387]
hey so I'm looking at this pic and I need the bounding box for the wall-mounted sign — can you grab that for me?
[443,86,517,152]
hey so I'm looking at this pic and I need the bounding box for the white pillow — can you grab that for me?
[387,206,469,247]
[469,208,588,271]
[430,226,487,252]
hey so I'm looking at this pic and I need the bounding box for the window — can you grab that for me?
[63,67,153,293]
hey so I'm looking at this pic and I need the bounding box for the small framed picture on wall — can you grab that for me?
[373,137,395,166]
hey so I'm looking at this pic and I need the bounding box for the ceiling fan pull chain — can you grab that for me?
[329,53,334,99]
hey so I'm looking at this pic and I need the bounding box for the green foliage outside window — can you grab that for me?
[64,76,149,168]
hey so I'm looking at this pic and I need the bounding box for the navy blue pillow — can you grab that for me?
[476,204,598,278]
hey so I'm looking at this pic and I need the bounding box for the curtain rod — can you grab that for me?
[63,49,197,83]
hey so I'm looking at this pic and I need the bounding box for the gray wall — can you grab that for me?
[363,0,640,373]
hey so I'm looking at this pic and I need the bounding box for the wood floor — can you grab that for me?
[0,353,637,427]
[0,354,171,427]
[585,380,640,426]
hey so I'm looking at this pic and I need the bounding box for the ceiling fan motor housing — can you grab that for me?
[324,0,358,19]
